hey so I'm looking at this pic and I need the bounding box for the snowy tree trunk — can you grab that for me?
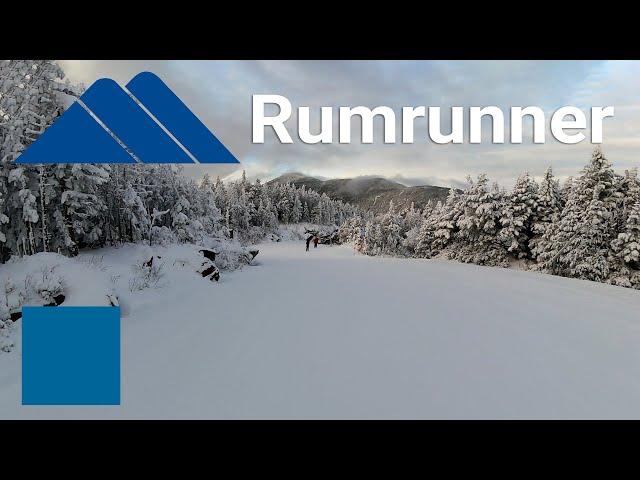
[28,223,35,256]
[39,166,48,252]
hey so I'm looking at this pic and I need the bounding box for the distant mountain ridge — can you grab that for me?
[268,173,452,214]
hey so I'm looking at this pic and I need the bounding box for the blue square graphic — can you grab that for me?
[22,306,120,405]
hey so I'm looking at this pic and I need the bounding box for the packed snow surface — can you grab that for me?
[2,241,640,419]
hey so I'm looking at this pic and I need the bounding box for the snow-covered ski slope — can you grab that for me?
[2,241,640,419]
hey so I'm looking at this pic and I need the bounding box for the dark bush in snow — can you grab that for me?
[199,249,217,262]
[197,261,220,282]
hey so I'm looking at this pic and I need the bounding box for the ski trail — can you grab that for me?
[2,241,640,419]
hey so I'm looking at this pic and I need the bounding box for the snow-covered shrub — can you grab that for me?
[129,256,165,292]
[0,278,23,353]
[33,266,65,305]
[150,225,176,247]
[2,278,24,313]
[447,242,510,268]
[0,317,15,353]
[204,239,257,271]
[240,225,269,244]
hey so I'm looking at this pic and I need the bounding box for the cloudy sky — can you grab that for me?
[59,60,640,188]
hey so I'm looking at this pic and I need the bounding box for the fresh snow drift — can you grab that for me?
[1,241,640,419]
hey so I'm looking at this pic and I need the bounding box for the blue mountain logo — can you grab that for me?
[16,72,239,165]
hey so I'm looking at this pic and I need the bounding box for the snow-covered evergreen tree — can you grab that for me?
[338,215,364,246]
[432,189,462,254]
[610,201,640,287]
[0,187,8,249]
[0,60,359,261]
[530,166,562,260]
[609,170,640,288]
[379,200,404,255]
[560,176,574,206]
[451,175,507,266]
[399,202,423,254]
[61,164,110,250]
[0,60,71,259]
[499,172,539,259]
[616,168,640,229]
[414,201,443,258]
[536,148,620,282]
[5,60,640,292]
[290,192,302,224]
[195,177,223,237]
[121,183,150,243]
[363,219,384,255]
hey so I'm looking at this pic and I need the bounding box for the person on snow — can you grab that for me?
[313,236,319,248]
[306,235,313,251]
